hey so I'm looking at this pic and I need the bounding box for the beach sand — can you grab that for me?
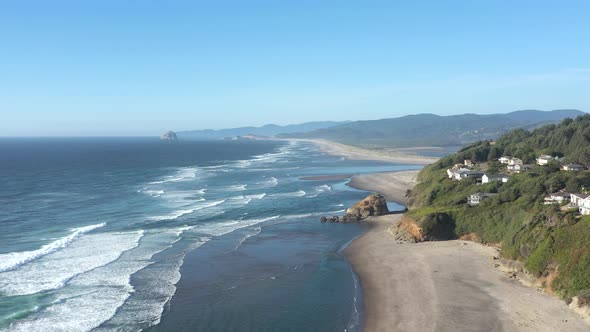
[345,171,590,332]
[347,170,418,206]
[291,139,439,165]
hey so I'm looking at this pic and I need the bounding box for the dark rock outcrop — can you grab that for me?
[342,193,389,220]
[160,131,178,141]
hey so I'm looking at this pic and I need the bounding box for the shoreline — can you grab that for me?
[288,138,439,165]
[346,170,419,206]
[344,172,590,331]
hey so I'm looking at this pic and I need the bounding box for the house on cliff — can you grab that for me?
[561,164,585,172]
[481,174,510,184]
[580,198,590,215]
[544,192,571,205]
[536,155,564,165]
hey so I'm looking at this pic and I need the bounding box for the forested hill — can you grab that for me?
[281,109,584,148]
[405,114,590,302]
[177,121,347,140]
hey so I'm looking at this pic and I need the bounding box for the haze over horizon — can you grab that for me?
[1,1,589,136]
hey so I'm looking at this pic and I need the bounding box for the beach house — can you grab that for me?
[580,198,590,215]
[536,155,562,165]
[510,164,533,173]
[536,155,553,165]
[508,158,523,166]
[481,174,510,184]
[570,193,590,208]
[468,192,497,206]
[561,164,585,172]
[544,192,571,205]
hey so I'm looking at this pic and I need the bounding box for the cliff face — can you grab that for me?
[342,193,389,222]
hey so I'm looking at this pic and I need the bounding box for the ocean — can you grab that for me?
[0,138,419,332]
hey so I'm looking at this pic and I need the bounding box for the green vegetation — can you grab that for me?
[408,114,590,301]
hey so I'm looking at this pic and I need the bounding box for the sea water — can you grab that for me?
[0,138,418,331]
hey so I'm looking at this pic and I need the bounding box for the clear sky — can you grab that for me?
[1,1,589,136]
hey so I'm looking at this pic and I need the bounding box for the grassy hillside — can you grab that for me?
[407,114,590,300]
[281,110,584,148]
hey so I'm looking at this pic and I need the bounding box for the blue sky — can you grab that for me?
[1,1,589,136]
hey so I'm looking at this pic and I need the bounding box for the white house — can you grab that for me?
[561,164,585,172]
[544,192,571,205]
[447,167,483,181]
[464,159,474,167]
[580,198,590,215]
[508,164,533,173]
[537,155,558,165]
[481,174,510,184]
[570,193,590,207]
[499,156,511,164]
[468,192,497,206]
[508,158,523,166]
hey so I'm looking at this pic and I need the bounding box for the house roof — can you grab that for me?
[564,163,584,168]
[550,192,571,197]
[572,193,590,199]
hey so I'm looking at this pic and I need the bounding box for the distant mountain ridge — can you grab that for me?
[280,109,585,148]
[177,121,348,140]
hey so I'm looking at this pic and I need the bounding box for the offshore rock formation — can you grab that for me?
[160,131,178,141]
[321,193,389,223]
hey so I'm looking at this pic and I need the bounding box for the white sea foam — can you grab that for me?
[4,228,201,332]
[0,230,143,296]
[307,184,332,198]
[227,184,247,191]
[230,227,263,252]
[0,223,106,273]
[94,236,210,330]
[195,216,280,237]
[141,189,165,197]
[247,193,266,200]
[268,177,279,187]
[273,190,306,198]
[148,200,226,221]
[148,167,200,185]
[228,195,252,206]
[317,184,332,191]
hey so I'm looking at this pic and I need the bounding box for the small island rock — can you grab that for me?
[160,131,178,141]
[342,193,389,221]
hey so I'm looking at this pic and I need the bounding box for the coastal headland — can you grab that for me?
[307,139,590,331]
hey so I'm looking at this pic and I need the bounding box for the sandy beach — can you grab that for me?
[291,139,439,165]
[347,170,419,206]
[346,172,590,332]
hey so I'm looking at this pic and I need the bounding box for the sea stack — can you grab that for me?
[321,193,389,223]
[160,131,178,141]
